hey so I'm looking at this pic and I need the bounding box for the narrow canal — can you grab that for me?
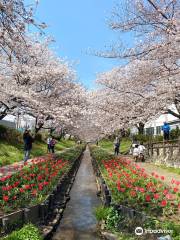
[52,148,101,240]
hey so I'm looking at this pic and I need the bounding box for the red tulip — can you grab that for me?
[32,189,37,196]
[160,200,167,207]
[154,193,159,200]
[3,195,9,202]
[173,188,179,193]
[163,189,168,195]
[130,191,136,197]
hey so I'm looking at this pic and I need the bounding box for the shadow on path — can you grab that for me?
[52,147,101,240]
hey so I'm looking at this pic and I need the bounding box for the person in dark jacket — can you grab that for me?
[114,137,120,155]
[50,136,56,153]
[23,129,34,162]
[162,122,170,141]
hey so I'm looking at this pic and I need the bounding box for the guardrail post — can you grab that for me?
[170,145,173,158]
[24,208,30,223]
[178,139,180,156]
[2,217,9,233]
[163,142,166,156]
[41,203,45,221]
[151,143,153,156]
[157,147,159,156]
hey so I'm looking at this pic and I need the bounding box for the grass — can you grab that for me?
[95,206,137,240]
[0,224,42,240]
[116,233,137,240]
[99,138,132,154]
[0,139,76,167]
[155,164,180,176]
[55,139,76,151]
[56,144,85,162]
[94,206,110,222]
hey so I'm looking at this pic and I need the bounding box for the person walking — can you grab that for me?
[23,129,34,163]
[162,122,170,141]
[138,142,146,162]
[133,144,139,162]
[47,135,52,153]
[114,137,120,155]
[50,136,56,153]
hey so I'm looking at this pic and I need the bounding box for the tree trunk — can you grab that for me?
[0,105,8,120]
[174,95,180,119]
[58,128,64,141]
[50,128,56,135]
[35,116,44,135]
[0,113,7,120]
[35,125,42,134]
[137,122,145,135]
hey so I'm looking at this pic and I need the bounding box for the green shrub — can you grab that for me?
[133,134,163,143]
[133,130,180,143]
[105,207,119,230]
[144,218,180,239]
[154,135,164,142]
[0,125,7,136]
[34,133,43,142]
[94,206,119,230]
[0,125,23,144]
[95,206,110,221]
[170,127,180,140]
[1,224,42,240]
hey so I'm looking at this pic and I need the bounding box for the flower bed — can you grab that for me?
[0,157,67,214]
[0,146,83,215]
[102,158,179,217]
[0,145,85,237]
[90,146,180,220]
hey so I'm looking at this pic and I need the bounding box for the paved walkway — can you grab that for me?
[0,149,70,178]
[0,155,52,177]
[0,160,31,177]
[52,148,101,240]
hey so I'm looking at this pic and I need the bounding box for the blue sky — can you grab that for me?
[34,0,127,89]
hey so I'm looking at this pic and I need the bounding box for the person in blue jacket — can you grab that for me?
[162,122,170,141]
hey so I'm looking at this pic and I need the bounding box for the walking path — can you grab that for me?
[0,149,70,178]
[137,161,180,186]
[0,160,32,177]
[52,148,101,240]
[124,154,180,186]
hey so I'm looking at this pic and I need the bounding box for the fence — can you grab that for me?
[146,139,180,167]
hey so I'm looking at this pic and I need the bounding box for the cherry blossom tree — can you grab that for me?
[0,35,86,134]
[0,1,89,140]
[0,0,46,61]
[93,0,180,136]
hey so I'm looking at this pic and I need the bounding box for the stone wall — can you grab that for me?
[146,140,180,167]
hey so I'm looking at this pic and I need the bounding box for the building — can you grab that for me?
[0,114,35,130]
[0,119,16,129]
[130,105,180,136]
[145,107,180,136]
